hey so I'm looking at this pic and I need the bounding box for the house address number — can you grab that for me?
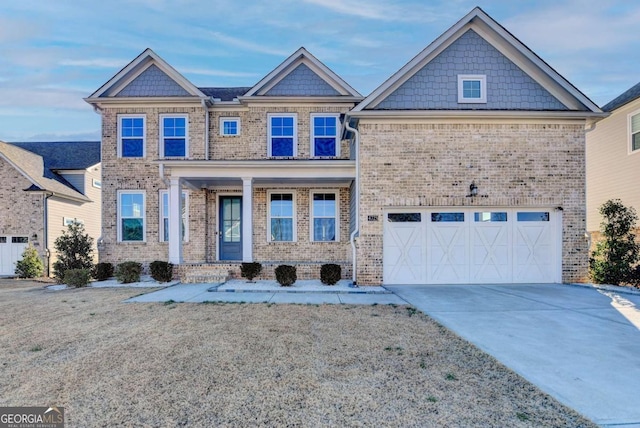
[367,215,379,221]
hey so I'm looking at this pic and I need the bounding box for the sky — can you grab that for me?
[0,0,638,142]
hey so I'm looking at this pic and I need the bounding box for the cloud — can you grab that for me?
[179,67,261,78]
[300,0,441,22]
[59,58,129,68]
[204,31,292,57]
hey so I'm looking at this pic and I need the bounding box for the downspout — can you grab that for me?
[202,99,210,160]
[584,118,598,254]
[345,118,359,285]
[42,191,53,277]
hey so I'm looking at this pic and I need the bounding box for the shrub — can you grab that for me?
[589,199,640,285]
[150,261,173,282]
[240,262,262,281]
[320,263,341,285]
[14,245,44,278]
[275,264,297,286]
[64,268,91,287]
[52,221,94,283]
[115,261,142,284]
[92,262,114,281]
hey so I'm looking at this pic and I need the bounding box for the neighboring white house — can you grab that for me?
[0,141,101,276]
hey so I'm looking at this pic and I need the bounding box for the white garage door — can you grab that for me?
[383,209,561,284]
[0,236,29,276]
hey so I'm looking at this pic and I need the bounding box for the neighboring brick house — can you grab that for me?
[0,141,101,276]
[586,82,640,245]
[85,7,603,285]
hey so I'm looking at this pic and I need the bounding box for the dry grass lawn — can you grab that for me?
[0,280,596,427]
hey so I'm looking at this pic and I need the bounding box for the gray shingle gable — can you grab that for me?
[375,30,568,111]
[10,142,100,170]
[264,63,340,96]
[115,64,191,97]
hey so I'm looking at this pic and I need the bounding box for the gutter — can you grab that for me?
[344,118,360,285]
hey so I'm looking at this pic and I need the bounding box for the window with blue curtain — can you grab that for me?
[162,116,186,157]
[312,116,337,156]
[270,116,295,156]
[120,117,144,157]
[312,193,336,241]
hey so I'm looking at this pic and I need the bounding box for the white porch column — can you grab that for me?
[242,177,253,262]
[168,177,183,264]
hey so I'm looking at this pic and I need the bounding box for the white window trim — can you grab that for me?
[267,113,298,157]
[117,114,146,158]
[309,190,339,242]
[628,109,640,154]
[267,190,297,242]
[310,113,340,158]
[457,74,487,104]
[117,190,146,242]
[219,117,241,136]
[159,113,189,158]
[159,190,189,242]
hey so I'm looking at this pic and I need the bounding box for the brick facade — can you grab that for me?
[355,121,588,284]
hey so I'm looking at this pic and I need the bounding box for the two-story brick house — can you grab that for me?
[85,7,604,285]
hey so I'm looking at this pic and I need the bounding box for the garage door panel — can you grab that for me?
[383,217,425,284]
[0,236,29,276]
[471,223,510,282]
[429,221,468,284]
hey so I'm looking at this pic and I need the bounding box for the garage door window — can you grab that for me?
[12,237,28,243]
[474,212,507,222]
[388,213,421,222]
[0,237,6,243]
[517,212,550,221]
[431,212,464,222]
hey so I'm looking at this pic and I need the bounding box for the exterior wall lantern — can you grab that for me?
[467,182,478,197]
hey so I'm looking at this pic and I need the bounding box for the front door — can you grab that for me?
[219,196,242,261]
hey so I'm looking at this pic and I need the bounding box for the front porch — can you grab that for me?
[176,261,353,284]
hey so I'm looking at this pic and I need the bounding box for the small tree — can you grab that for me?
[15,245,44,278]
[589,199,640,285]
[52,221,94,283]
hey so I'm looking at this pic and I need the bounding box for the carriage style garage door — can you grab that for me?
[383,208,561,284]
[0,236,29,276]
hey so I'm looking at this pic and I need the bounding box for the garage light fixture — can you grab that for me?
[467,182,478,197]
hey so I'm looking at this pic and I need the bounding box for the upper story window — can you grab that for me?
[118,190,145,242]
[269,192,295,242]
[220,117,240,136]
[311,114,339,157]
[118,115,145,158]
[160,115,187,157]
[160,190,188,242]
[630,111,640,152]
[268,114,297,157]
[457,75,487,104]
[311,191,338,242]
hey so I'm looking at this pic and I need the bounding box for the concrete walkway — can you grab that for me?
[387,283,640,428]
[126,280,406,305]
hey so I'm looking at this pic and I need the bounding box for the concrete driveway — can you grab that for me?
[386,283,640,428]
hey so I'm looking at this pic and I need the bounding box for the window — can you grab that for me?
[118,191,145,242]
[457,75,487,104]
[220,117,240,136]
[311,192,338,242]
[12,237,28,243]
[160,190,188,242]
[269,192,295,241]
[268,114,297,157]
[388,213,421,222]
[474,212,507,222]
[118,115,145,157]
[160,115,187,157]
[311,114,339,157]
[630,111,640,152]
[431,212,465,222]
[517,212,550,222]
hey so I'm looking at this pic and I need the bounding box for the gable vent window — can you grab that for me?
[457,75,487,104]
[630,112,640,152]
